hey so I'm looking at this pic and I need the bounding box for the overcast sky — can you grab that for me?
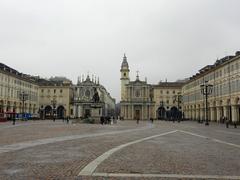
[0,0,240,101]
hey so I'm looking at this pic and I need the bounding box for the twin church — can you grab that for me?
[120,54,184,120]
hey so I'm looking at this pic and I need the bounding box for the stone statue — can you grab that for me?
[92,88,100,103]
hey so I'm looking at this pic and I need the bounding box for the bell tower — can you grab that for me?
[120,54,130,101]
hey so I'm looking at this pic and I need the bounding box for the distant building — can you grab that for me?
[0,63,39,120]
[182,51,240,123]
[120,54,185,120]
[120,54,155,120]
[153,82,184,119]
[37,78,73,119]
[72,74,115,119]
[0,63,115,121]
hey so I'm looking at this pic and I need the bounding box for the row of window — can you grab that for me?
[0,87,38,101]
[159,90,180,95]
[41,89,63,93]
[184,60,240,91]
[0,74,36,89]
[183,79,240,103]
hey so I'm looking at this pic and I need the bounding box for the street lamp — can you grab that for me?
[51,98,57,121]
[19,91,28,120]
[200,81,213,126]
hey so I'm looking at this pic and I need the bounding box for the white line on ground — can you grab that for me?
[78,130,178,176]
[180,130,240,149]
[0,126,152,154]
[92,172,240,179]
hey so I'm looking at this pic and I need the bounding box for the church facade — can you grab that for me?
[120,54,184,120]
[120,55,155,120]
[72,75,115,119]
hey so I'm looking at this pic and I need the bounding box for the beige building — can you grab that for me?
[182,51,240,123]
[153,82,184,119]
[37,78,73,119]
[0,63,39,119]
[120,55,155,120]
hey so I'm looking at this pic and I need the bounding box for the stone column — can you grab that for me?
[200,109,203,120]
[216,107,221,122]
[231,105,237,122]
[210,107,214,121]
[193,109,196,120]
[223,106,228,119]
[132,105,134,120]
[3,106,7,117]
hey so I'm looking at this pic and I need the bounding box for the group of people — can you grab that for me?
[136,118,154,124]
[100,116,116,125]
[221,116,237,128]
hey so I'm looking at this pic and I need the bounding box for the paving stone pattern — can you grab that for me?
[0,120,239,179]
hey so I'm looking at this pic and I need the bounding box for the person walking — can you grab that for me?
[225,116,229,128]
[150,117,153,124]
[136,118,139,124]
[66,116,69,124]
[12,114,16,125]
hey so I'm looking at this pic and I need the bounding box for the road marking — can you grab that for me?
[180,130,240,149]
[92,172,240,179]
[0,126,152,154]
[78,130,178,176]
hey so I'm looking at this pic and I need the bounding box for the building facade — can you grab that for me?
[37,78,73,119]
[0,63,115,121]
[72,75,115,118]
[153,82,184,119]
[0,63,39,120]
[182,51,240,123]
[120,55,155,120]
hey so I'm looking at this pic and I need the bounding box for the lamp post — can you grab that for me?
[19,91,28,120]
[159,101,165,120]
[173,92,182,122]
[51,98,57,122]
[200,81,213,126]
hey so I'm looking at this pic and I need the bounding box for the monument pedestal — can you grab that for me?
[91,103,103,123]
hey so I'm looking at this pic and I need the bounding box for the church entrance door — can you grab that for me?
[135,110,140,120]
[84,109,91,118]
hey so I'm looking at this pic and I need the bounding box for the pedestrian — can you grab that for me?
[12,114,16,125]
[233,121,237,128]
[150,117,153,123]
[66,116,69,124]
[225,116,229,128]
[100,116,104,125]
[136,118,139,124]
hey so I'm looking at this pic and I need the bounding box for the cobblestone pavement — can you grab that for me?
[0,120,239,179]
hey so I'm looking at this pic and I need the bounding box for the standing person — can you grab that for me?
[12,113,16,125]
[100,116,104,125]
[66,116,69,124]
[233,121,237,128]
[150,117,153,124]
[136,118,139,124]
[225,116,229,128]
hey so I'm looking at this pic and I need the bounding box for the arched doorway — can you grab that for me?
[170,106,178,120]
[157,107,166,120]
[57,106,65,119]
[45,105,52,119]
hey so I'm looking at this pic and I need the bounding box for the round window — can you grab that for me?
[85,90,90,97]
